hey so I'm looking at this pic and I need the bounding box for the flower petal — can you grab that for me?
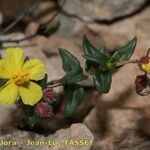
[0,60,12,79]
[142,63,150,74]
[4,47,25,70]
[23,59,45,80]
[19,81,42,106]
[0,81,18,105]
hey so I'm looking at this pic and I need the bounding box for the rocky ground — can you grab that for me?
[0,0,150,150]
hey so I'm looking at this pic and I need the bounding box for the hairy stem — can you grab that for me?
[116,59,138,67]
[46,59,139,89]
[47,83,64,88]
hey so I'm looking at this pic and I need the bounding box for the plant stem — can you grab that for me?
[46,59,139,89]
[116,59,138,67]
[0,0,42,35]
[47,79,63,88]
[47,79,61,85]
[47,83,64,88]
[147,48,150,56]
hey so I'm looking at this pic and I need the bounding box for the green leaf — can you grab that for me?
[83,35,100,71]
[83,44,111,86]
[85,61,99,72]
[108,37,137,64]
[61,73,87,84]
[29,113,39,127]
[83,35,109,70]
[59,48,87,84]
[83,35,99,55]
[35,74,48,89]
[93,71,111,93]
[84,52,109,69]
[26,106,39,128]
[64,86,85,118]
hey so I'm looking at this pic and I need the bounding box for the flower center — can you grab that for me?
[13,71,29,86]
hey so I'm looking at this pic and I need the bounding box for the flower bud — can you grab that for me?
[139,56,149,64]
[37,20,60,37]
[135,75,150,96]
[138,56,150,74]
[35,102,53,118]
[43,88,59,104]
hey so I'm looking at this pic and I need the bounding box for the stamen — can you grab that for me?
[13,71,29,86]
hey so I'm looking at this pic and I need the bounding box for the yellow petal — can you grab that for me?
[0,81,18,105]
[23,59,45,80]
[4,47,25,70]
[19,81,42,106]
[0,60,12,79]
[142,63,150,74]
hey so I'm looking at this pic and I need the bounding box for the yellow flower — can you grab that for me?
[0,48,45,106]
[139,56,150,74]
[141,60,150,74]
[142,64,150,73]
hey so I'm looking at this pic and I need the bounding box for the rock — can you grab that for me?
[20,1,150,56]
[84,108,150,150]
[93,131,150,150]
[0,123,94,150]
[56,3,150,53]
[94,137,114,150]
[114,131,150,150]
[137,108,150,136]
[57,0,148,38]
[86,7,150,51]
[61,0,147,20]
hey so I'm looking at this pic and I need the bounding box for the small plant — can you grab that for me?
[0,35,149,128]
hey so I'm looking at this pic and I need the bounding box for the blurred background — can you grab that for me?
[0,0,150,150]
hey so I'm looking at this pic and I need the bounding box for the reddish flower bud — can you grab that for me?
[139,56,149,64]
[138,56,150,73]
[135,75,150,96]
[35,102,53,118]
[43,88,59,104]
